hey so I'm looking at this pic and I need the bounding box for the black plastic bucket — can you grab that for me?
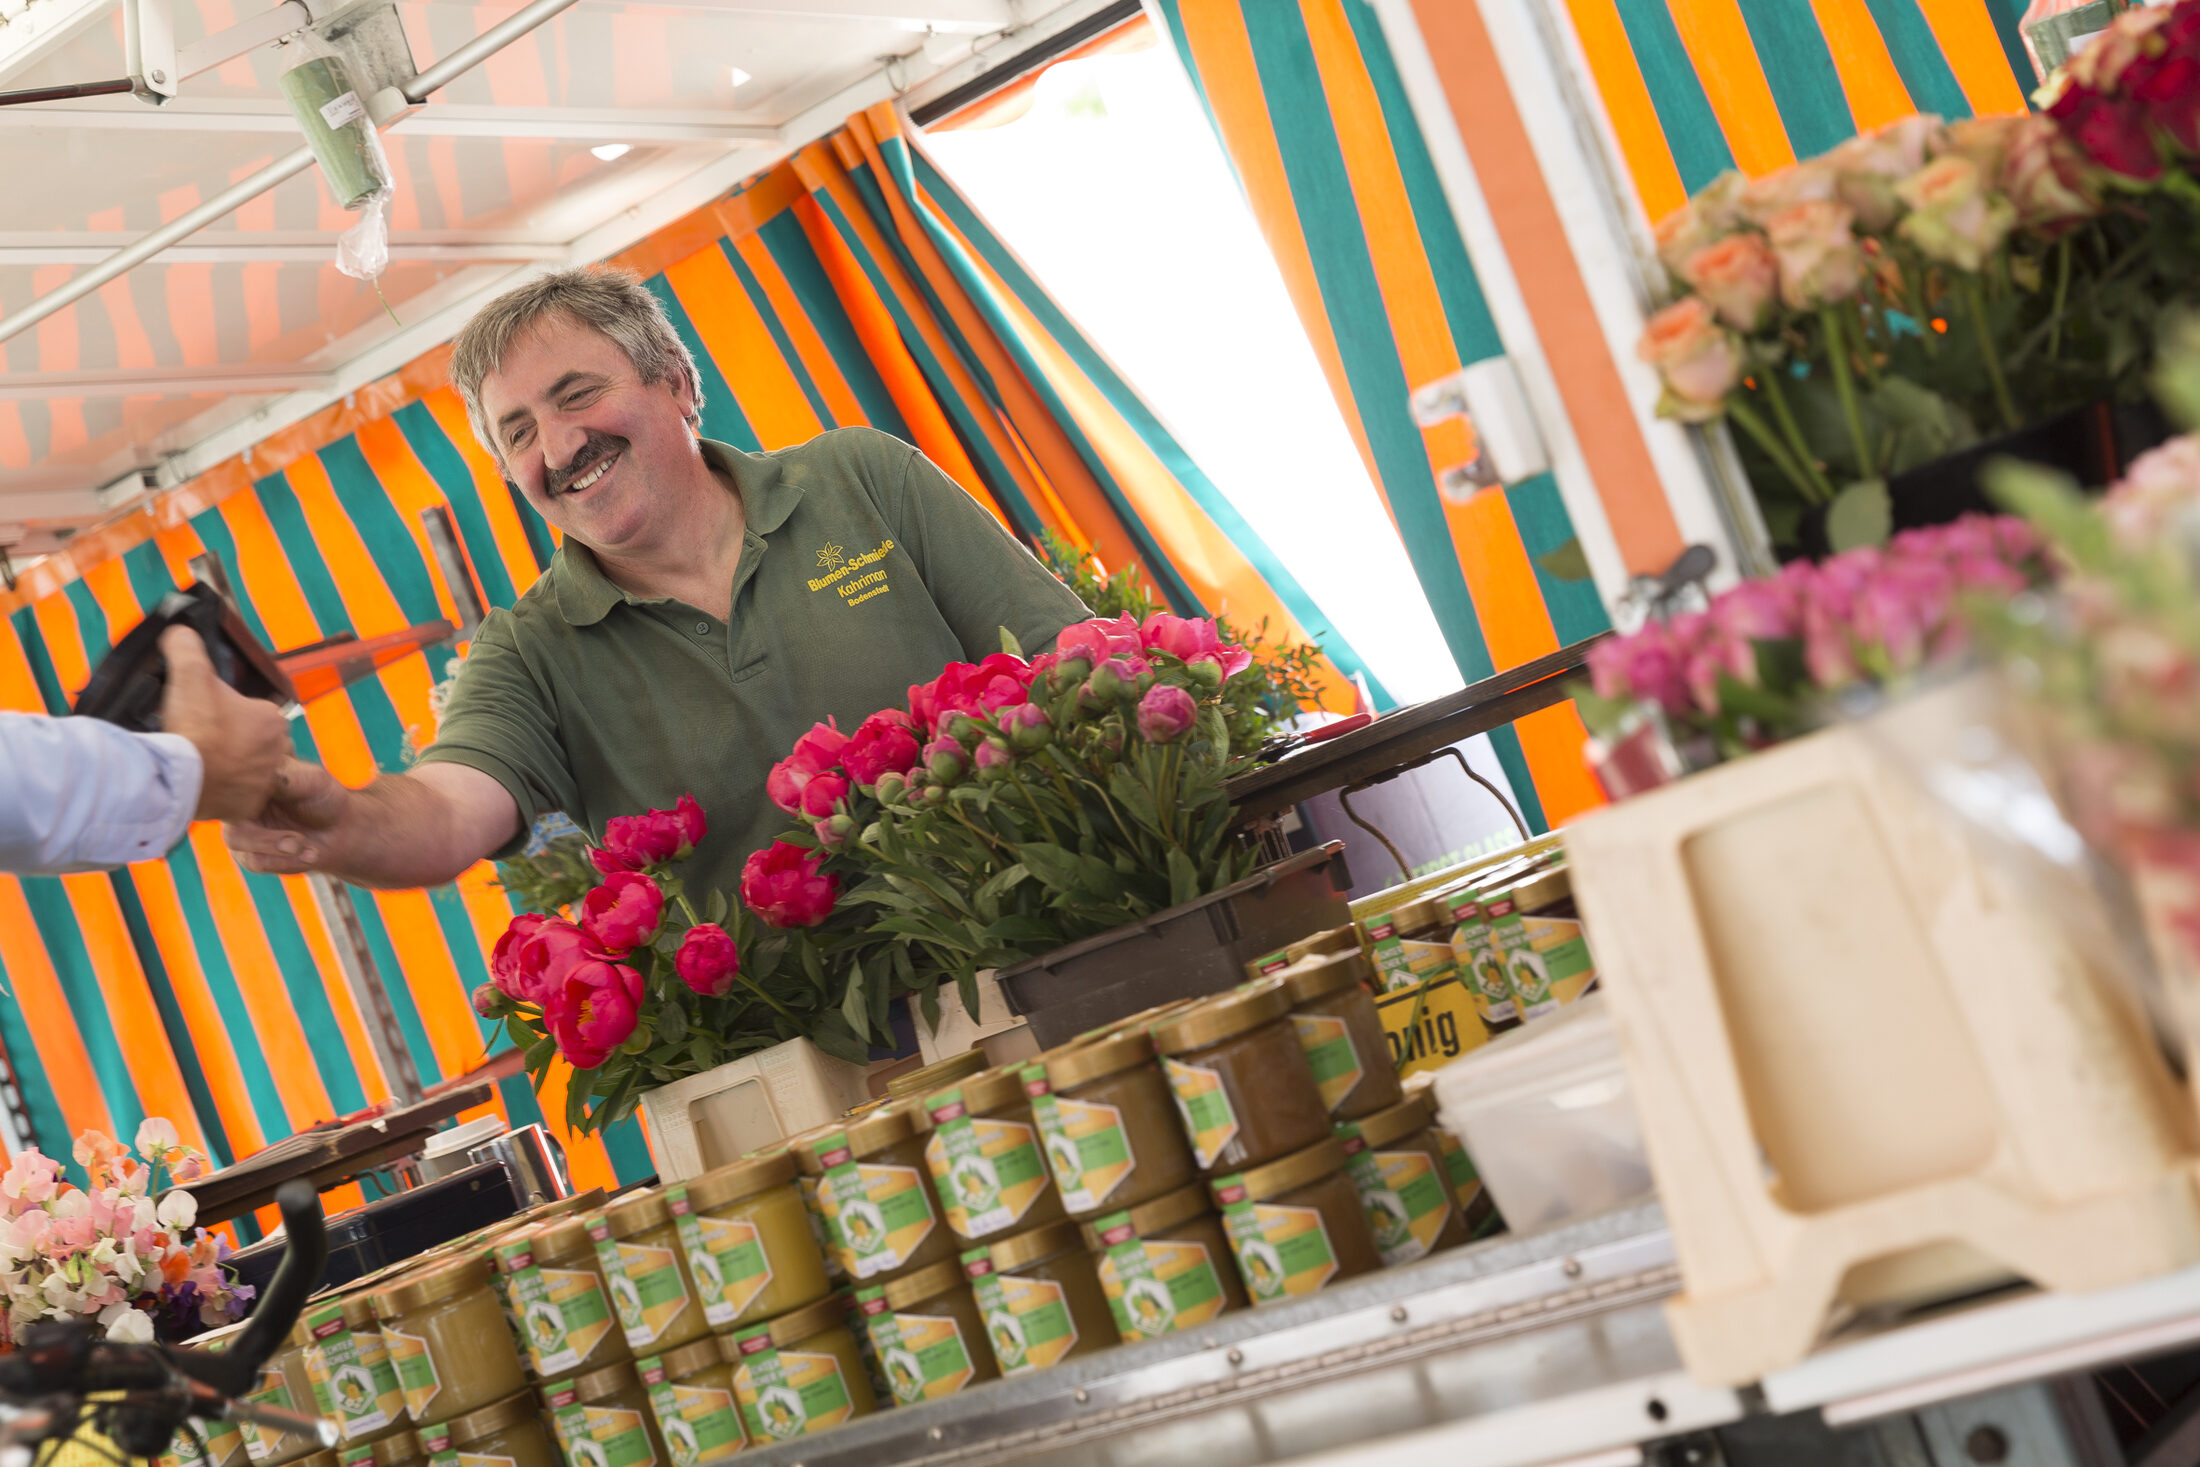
[995,842,1354,1048]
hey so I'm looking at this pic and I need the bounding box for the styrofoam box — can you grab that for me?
[638,1037,871,1183]
[1429,994,1655,1233]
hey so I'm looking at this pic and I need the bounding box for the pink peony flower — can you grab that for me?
[841,709,922,788]
[1586,621,1692,718]
[1135,683,1199,743]
[674,924,741,998]
[512,919,614,1007]
[600,794,709,869]
[799,771,852,820]
[1056,614,1145,667]
[1679,232,1779,330]
[1637,297,1743,422]
[546,958,644,1069]
[908,654,1038,734]
[578,871,666,955]
[1138,614,1255,679]
[768,722,850,815]
[741,842,840,929]
[1764,199,1864,307]
[491,912,553,1003]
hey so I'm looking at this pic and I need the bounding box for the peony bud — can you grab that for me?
[1048,655,1093,696]
[975,737,1014,782]
[1085,660,1127,705]
[874,770,909,805]
[924,736,969,786]
[471,983,509,1019]
[1186,659,1225,693]
[1000,700,1053,751]
[675,924,741,997]
[943,712,985,745]
[1136,684,1199,743]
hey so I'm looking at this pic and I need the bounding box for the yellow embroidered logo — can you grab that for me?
[807,539,895,607]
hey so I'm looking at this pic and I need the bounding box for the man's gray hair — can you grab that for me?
[448,266,704,460]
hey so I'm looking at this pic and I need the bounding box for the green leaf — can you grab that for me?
[706,889,729,926]
[1532,536,1593,582]
[957,969,981,1023]
[566,1067,597,1131]
[810,1014,870,1065]
[657,1000,688,1046]
[1019,842,1084,894]
[841,956,870,1040]
[524,1034,558,1071]
[1826,477,1892,552]
[1868,377,1978,475]
[999,625,1025,658]
[1166,847,1200,907]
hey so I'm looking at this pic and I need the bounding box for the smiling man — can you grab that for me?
[223,266,1087,895]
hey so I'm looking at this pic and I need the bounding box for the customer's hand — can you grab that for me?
[226,758,348,873]
[157,626,294,822]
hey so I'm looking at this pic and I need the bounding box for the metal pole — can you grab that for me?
[308,873,427,1106]
[0,0,583,348]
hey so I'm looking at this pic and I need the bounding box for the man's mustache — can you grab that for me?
[549,433,629,495]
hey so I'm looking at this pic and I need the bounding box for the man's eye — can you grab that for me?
[563,388,601,409]
[507,425,532,448]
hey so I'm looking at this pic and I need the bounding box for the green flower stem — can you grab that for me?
[732,971,802,1021]
[1963,276,2020,431]
[1755,370,1837,504]
[1903,258,1939,358]
[1848,300,1883,386]
[2047,237,2071,363]
[676,893,702,927]
[1727,397,1828,506]
[1818,306,1876,481]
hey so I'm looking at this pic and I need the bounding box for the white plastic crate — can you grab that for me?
[637,1037,871,1182]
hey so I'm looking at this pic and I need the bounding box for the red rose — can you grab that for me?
[741,841,840,929]
[841,709,921,788]
[578,872,666,954]
[767,720,849,815]
[491,912,552,1002]
[674,924,740,997]
[601,794,708,870]
[799,771,852,820]
[546,958,644,1068]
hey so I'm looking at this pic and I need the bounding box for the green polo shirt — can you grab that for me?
[419,428,1088,896]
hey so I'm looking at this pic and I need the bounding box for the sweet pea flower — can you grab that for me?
[1679,232,1778,331]
[1894,155,2016,272]
[1637,298,1743,422]
[767,723,850,815]
[491,912,553,1003]
[1135,683,1199,743]
[741,842,840,929]
[1764,199,1864,308]
[547,958,645,1069]
[674,924,741,998]
[578,872,666,954]
[842,709,922,788]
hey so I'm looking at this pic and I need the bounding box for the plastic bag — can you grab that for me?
[277,30,396,284]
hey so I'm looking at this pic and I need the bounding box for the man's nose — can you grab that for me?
[543,416,590,472]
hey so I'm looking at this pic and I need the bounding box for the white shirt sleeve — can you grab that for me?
[0,712,203,873]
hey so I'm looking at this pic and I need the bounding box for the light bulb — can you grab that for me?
[590,143,630,161]
[729,66,752,88]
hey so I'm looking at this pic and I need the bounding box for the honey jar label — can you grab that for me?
[1433,1129,1504,1240]
[1521,914,1596,1007]
[923,1091,1051,1239]
[240,1363,300,1462]
[1215,1185,1338,1302]
[1484,898,1557,1018]
[1374,977,1488,1080]
[1030,1086,1135,1213]
[731,1334,856,1442]
[415,1431,518,1467]
[645,1380,748,1465]
[966,1257,1078,1374]
[166,1421,246,1467]
[550,1403,657,1467]
[1372,1149,1454,1265]
[1290,1013,1365,1113]
[796,1177,849,1280]
[595,1229,694,1349]
[381,1326,441,1420]
[502,1240,617,1376]
[430,1454,514,1467]
[669,1202,775,1327]
[858,1294,978,1403]
[818,1136,937,1279]
[303,1306,403,1437]
[1336,1125,1419,1265]
[1447,902,1519,1024]
[1093,1223,1226,1341]
[1161,1058,1239,1171]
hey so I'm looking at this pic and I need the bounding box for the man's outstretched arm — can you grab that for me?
[225,760,522,889]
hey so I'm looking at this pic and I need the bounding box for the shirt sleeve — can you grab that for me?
[414,615,579,858]
[0,712,201,873]
[880,439,1091,658]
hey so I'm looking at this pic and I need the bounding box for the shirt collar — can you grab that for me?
[550,438,806,626]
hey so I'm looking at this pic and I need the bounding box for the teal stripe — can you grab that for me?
[347,889,445,1086]
[0,943,70,1165]
[18,877,147,1143]
[602,1114,654,1184]
[1234,1,1497,684]
[510,483,556,572]
[908,149,1393,708]
[837,162,1012,408]
[804,190,1050,538]
[162,840,297,1141]
[1732,0,1856,159]
[60,580,111,689]
[106,875,229,1163]
[316,438,457,686]
[643,276,763,452]
[10,609,68,713]
[1486,724,1549,836]
[756,212,913,437]
[719,240,837,430]
[1505,474,1612,644]
[391,402,523,608]
[1607,2,1737,195]
[184,511,277,653]
[1860,0,1971,119]
[120,540,177,613]
[1982,0,2040,105]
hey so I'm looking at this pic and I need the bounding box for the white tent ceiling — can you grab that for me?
[0,0,1108,559]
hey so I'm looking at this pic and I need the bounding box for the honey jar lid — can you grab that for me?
[302,1451,341,1467]
[843,1101,920,1157]
[601,1187,669,1237]
[885,1048,990,1100]
[1044,1027,1151,1090]
[521,1214,597,1265]
[881,1259,967,1312]
[1278,949,1375,1005]
[1150,979,1291,1056]
[567,1359,643,1405]
[783,1125,844,1176]
[1218,1136,1350,1205]
[681,1151,798,1212]
[1495,865,1572,913]
[337,1429,420,1467]
[917,1064,1025,1126]
[1349,1091,1439,1151]
[371,1253,492,1318]
[641,1337,725,1383]
[428,1391,538,1447]
[760,1294,846,1348]
[985,1218,1087,1273]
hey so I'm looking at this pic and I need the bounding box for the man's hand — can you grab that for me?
[223,760,522,888]
[225,758,347,874]
[158,626,293,823]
